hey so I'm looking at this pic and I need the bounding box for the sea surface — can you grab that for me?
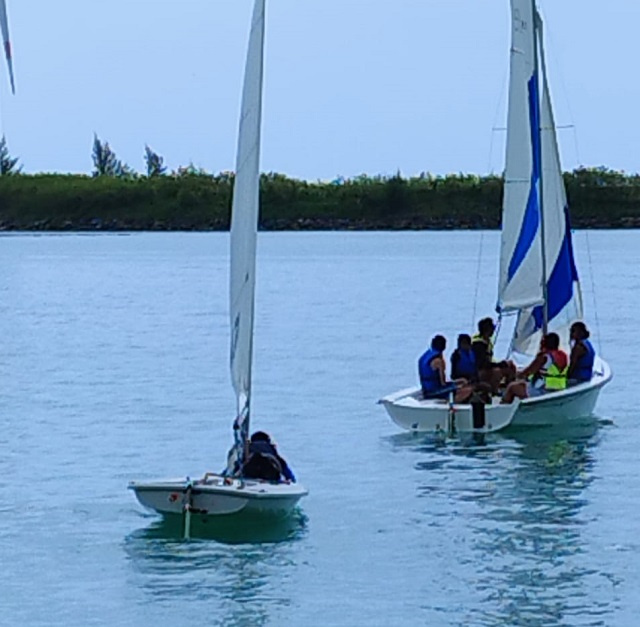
[1,231,638,626]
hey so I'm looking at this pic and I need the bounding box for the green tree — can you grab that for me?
[0,135,21,175]
[144,145,166,177]
[92,134,134,177]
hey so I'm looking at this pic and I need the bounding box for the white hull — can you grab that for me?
[510,357,612,427]
[379,389,520,433]
[129,475,308,517]
[380,357,611,433]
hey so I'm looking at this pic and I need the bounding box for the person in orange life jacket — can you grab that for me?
[501,332,569,403]
[567,321,595,385]
[241,431,296,483]
[471,317,516,394]
[419,335,475,403]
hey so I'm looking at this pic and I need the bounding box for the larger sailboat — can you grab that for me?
[380,0,611,432]
[129,0,307,518]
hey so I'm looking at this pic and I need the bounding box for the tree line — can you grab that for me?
[1,135,640,230]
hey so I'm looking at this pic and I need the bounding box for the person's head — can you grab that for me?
[250,431,271,444]
[431,335,446,352]
[570,321,590,341]
[457,333,472,350]
[478,317,496,337]
[542,332,560,350]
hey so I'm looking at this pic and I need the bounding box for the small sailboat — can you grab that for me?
[0,0,16,93]
[380,0,611,433]
[129,0,307,519]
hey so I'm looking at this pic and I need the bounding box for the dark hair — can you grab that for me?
[250,431,271,443]
[431,335,446,351]
[544,332,560,350]
[478,317,495,335]
[457,333,471,346]
[571,321,590,339]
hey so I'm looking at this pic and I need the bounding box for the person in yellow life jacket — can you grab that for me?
[471,317,516,394]
[501,332,569,403]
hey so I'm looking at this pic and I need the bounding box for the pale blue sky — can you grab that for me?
[1,1,638,179]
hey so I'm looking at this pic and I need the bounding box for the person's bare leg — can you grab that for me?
[502,380,527,404]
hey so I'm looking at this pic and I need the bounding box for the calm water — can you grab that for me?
[1,231,638,626]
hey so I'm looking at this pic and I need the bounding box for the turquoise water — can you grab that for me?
[1,231,638,625]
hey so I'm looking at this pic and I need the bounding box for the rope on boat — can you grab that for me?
[584,230,604,357]
[471,232,485,329]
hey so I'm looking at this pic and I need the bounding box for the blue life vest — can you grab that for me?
[452,348,477,381]
[419,348,443,394]
[574,339,595,382]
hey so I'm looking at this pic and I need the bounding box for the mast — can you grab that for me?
[532,0,548,334]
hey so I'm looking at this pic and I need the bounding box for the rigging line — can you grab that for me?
[584,229,603,357]
[487,64,508,173]
[471,231,485,329]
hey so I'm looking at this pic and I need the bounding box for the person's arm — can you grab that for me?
[276,453,296,482]
[472,342,489,370]
[434,356,446,386]
[568,343,586,378]
[520,353,545,379]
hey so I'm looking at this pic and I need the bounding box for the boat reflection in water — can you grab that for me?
[398,416,617,625]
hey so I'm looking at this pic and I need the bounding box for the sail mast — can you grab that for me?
[532,0,548,334]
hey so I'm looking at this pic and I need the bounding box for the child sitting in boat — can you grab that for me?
[567,321,596,385]
[501,332,569,403]
[419,335,475,403]
[241,431,296,483]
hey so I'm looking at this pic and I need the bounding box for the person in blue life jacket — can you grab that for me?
[241,431,296,483]
[567,321,596,385]
[419,335,475,403]
[451,334,478,382]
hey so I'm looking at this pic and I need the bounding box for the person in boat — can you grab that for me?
[241,431,296,483]
[567,321,595,385]
[451,333,478,382]
[419,335,475,403]
[501,332,569,403]
[472,317,516,394]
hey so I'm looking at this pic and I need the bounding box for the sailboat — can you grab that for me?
[129,0,307,518]
[380,0,611,433]
[0,0,16,93]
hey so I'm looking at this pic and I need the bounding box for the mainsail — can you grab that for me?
[498,0,581,356]
[0,0,15,93]
[226,0,266,475]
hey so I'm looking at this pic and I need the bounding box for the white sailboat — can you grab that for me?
[0,0,16,93]
[129,0,307,519]
[380,0,610,433]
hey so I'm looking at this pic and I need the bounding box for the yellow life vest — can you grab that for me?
[543,352,568,390]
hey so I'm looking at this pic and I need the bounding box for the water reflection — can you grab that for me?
[124,510,307,626]
[392,418,615,625]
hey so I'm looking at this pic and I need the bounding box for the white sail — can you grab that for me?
[226,0,266,475]
[500,2,582,356]
[498,0,542,313]
[0,0,15,93]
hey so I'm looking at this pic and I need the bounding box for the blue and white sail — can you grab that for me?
[226,0,266,476]
[0,0,15,93]
[498,0,582,356]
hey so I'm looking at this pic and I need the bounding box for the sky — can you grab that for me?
[1,0,639,180]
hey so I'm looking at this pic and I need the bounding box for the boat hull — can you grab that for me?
[510,357,612,427]
[129,476,308,517]
[380,358,611,433]
[378,388,520,433]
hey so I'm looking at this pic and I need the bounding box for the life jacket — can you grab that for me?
[242,441,283,482]
[574,339,595,382]
[419,348,443,393]
[452,348,477,380]
[543,349,569,390]
[472,333,494,368]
